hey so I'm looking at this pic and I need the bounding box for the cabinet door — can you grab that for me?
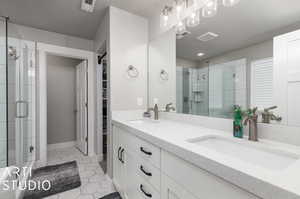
[124,150,140,199]
[162,174,198,199]
[274,30,300,126]
[112,126,123,192]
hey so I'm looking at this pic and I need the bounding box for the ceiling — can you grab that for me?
[176,0,300,61]
[0,0,166,39]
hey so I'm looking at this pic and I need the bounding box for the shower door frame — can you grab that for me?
[37,43,95,166]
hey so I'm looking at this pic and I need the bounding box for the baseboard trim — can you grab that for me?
[47,141,76,151]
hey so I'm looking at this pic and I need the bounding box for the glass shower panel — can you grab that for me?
[0,18,7,168]
[188,68,209,116]
[7,23,36,168]
[209,59,247,118]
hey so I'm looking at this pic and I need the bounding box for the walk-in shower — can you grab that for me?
[0,17,36,171]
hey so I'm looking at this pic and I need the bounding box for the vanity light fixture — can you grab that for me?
[222,0,240,7]
[202,0,218,18]
[160,6,173,28]
[160,0,241,33]
[187,10,200,27]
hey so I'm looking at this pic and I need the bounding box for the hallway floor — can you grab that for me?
[44,147,116,199]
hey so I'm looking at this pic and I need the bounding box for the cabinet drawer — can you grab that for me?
[127,174,160,199]
[126,133,161,169]
[162,151,260,199]
[136,156,161,192]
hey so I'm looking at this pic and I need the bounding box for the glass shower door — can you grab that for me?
[7,36,35,169]
[0,17,7,168]
[15,41,36,168]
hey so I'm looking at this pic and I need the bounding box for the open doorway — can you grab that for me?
[97,52,108,173]
[46,55,88,155]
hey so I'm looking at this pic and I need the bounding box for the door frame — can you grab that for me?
[37,42,95,166]
[75,60,88,155]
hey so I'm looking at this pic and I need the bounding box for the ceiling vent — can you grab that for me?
[176,30,191,40]
[197,32,219,42]
[81,0,96,13]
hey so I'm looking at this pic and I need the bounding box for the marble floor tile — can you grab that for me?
[40,147,116,199]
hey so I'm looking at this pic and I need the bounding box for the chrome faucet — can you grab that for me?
[261,106,282,124]
[243,107,258,142]
[144,104,159,120]
[165,103,176,112]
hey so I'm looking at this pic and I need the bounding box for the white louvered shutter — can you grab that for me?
[251,58,273,109]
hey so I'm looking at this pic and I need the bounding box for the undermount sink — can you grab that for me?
[187,135,299,171]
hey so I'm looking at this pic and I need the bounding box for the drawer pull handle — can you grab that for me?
[140,165,152,176]
[120,148,125,164]
[118,147,122,162]
[140,184,152,198]
[140,147,152,156]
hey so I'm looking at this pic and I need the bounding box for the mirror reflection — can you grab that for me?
[149,0,300,121]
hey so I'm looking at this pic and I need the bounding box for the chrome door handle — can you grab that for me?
[16,100,29,118]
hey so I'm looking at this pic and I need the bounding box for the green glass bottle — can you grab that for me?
[233,106,243,138]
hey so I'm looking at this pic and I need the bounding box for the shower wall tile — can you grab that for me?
[0,140,7,162]
[0,103,6,122]
[0,45,5,65]
[0,122,6,141]
[0,64,5,84]
[0,84,6,103]
[0,160,6,167]
[7,121,15,141]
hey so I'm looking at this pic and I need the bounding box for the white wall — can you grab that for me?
[149,29,176,109]
[9,23,94,51]
[199,40,273,67]
[177,57,199,68]
[94,11,109,52]
[46,55,81,144]
[109,6,148,111]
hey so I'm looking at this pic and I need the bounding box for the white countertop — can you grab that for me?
[112,111,300,199]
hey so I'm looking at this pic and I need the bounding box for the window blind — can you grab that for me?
[251,58,273,109]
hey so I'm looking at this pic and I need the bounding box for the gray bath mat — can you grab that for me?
[100,192,122,199]
[24,161,81,199]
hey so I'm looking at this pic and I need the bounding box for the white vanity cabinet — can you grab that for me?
[113,124,260,199]
[113,125,161,199]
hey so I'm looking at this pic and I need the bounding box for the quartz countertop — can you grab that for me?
[112,111,300,199]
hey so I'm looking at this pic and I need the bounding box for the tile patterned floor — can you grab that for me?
[43,147,116,199]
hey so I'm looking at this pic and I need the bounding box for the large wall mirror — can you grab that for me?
[148,0,300,126]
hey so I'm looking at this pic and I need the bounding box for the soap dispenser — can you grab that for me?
[233,105,243,138]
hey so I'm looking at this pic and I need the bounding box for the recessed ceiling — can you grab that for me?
[0,0,167,39]
[176,0,300,61]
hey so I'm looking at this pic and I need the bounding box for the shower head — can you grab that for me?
[8,46,19,60]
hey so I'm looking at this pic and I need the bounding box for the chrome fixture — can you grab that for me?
[127,65,139,78]
[243,107,258,142]
[8,46,19,60]
[160,0,241,34]
[261,106,282,124]
[160,69,169,80]
[165,103,176,112]
[144,104,159,120]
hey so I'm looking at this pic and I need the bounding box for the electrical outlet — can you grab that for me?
[137,97,143,106]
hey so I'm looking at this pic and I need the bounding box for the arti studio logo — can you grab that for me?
[0,166,51,191]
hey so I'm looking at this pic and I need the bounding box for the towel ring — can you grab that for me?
[127,65,139,78]
[160,69,169,80]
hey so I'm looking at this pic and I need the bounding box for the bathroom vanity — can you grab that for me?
[112,111,300,199]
